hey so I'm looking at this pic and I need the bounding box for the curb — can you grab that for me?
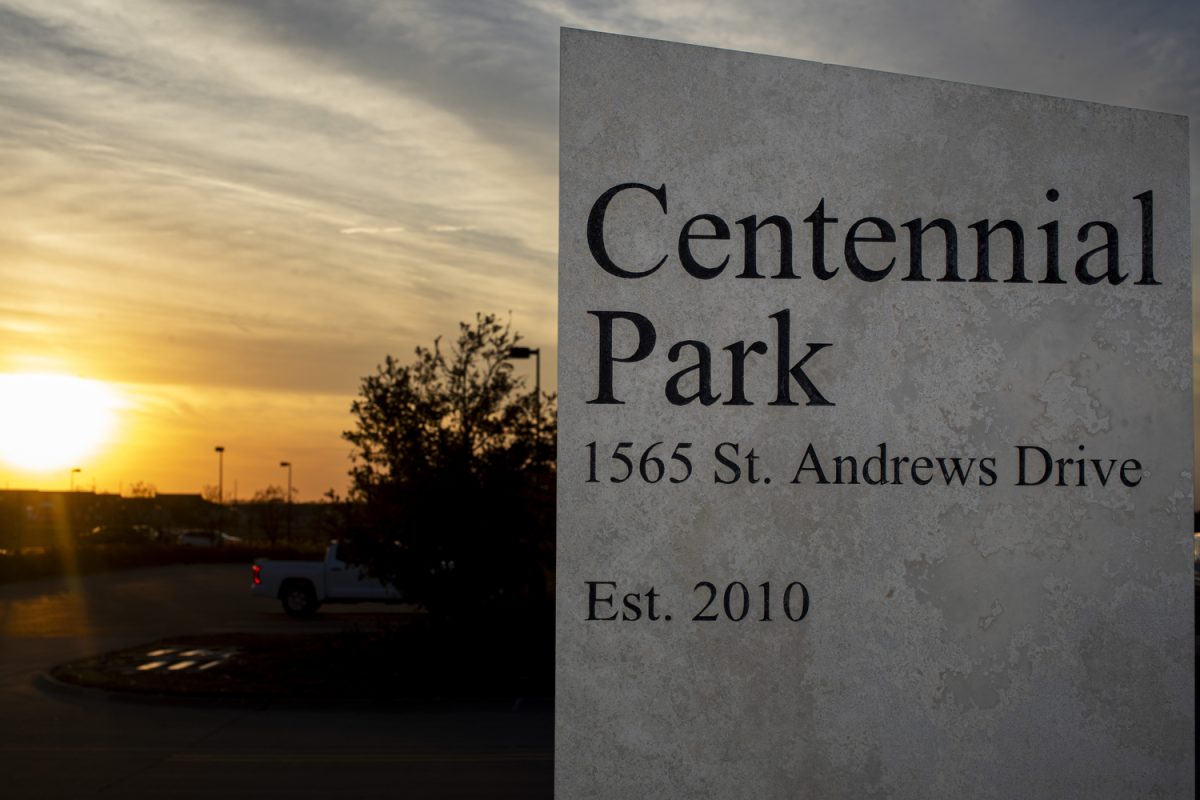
[35,670,553,712]
[34,671,268,709]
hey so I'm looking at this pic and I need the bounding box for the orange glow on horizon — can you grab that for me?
[0,375,358,500]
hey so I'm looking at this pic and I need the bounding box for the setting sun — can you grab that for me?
[0,373,120,472]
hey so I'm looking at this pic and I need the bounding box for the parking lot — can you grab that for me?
[0,564,551,799]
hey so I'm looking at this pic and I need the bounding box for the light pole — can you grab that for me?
[279,461,292,539]
[214,446,225,504]
[509,346,542,463]
[70,467,81,492]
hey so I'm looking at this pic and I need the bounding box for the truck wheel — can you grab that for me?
[280,581,319,617]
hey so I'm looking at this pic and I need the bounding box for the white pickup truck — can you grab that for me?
[251,540,403,616]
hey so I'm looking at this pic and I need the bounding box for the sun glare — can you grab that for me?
[0,373,120,472]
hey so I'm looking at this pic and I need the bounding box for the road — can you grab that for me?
[0,564,551,799]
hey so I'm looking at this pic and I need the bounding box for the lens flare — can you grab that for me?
[0,373,120,472]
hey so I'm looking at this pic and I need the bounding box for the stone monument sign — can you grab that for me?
[557,28,1193,798]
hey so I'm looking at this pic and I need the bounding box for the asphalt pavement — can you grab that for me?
[0,564,552,799]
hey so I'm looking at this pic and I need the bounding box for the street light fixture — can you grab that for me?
[509,345,542,458]
[279,461,293,539]
[214,446,225,504]
[70,467,81,492]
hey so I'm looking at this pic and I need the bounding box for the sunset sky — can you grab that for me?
[0,0,1197,500]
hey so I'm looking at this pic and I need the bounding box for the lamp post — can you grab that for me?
[214,446,225,504]
[279,461,292,539]
[70,467,81,492]
[509,345,542,459]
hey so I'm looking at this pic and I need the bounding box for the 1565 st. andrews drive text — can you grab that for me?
[584,440,1143,488]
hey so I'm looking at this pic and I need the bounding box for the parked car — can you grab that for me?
[176,529,241,547]
[80,524,160,545]
[251,540,403,616]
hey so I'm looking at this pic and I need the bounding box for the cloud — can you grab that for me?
[0,0,559,393]
[193,0,561,173]
[340,226,407,235]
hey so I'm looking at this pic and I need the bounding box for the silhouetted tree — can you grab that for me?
[249,485,287,543]
[343,313,554,619]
